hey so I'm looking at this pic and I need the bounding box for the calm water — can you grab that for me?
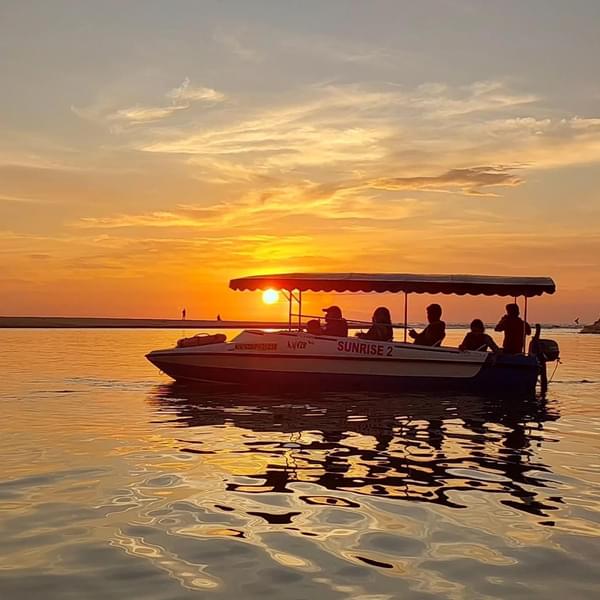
[1,329,599,599]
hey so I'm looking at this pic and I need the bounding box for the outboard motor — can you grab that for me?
[535,338,560,362]
[529,324,560,395]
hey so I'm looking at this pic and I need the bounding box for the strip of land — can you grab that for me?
[0,316,295,329]
[0,316,575,330]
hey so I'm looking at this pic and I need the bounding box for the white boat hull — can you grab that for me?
[147,331,540,394]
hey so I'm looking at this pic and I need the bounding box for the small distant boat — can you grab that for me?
[580,318,600,334]
[146,273,558,395]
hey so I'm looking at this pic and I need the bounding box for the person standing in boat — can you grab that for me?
[409,303,445,346]
[357,306,393,341]
[459,319,499,352]
[322,305,348,337]
[494,303,531,354]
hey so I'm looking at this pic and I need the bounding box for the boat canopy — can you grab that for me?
[230,273,556,297]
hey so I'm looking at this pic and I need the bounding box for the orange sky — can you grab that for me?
[1,2,599,323]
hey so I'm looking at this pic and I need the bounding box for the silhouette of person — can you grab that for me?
[305,319,323,335]
[356,306,393,341]
[216,314,221,321]
[459,319,499,352]
[409,304,445,346]
[182,308,186,320]
[495,303,531,354]
[322,306,348,337]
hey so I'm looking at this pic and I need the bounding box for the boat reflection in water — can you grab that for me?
[149,384,561,519]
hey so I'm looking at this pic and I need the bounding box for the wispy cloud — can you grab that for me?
[0,193,52,204]
[404,80,538,118]
[0,137,81,171]
[281,33,391,66]
[132,80,544,177]
[110,78,225,125]
[473,115,600,168]
[108,104,189,124]
[74,176,428,236]
[213,29,262,62]
[369,166,523,196]
[73,77,225,127]
[165,77,225,103]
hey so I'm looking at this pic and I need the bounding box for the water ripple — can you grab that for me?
[0,329,599,599]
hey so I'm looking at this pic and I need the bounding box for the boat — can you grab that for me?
[146,273,558,395]
[580,317,600,334]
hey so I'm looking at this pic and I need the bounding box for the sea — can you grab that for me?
[1,328,599,599]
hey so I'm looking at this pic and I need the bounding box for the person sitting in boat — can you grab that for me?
[459,319,499,352]
[356,306,393,341]
[494,303,531,354]
[322,305,348,337]
[409,303,445,346]
[305,319,323,335]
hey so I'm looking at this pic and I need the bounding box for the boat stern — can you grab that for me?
[474,353,541,395]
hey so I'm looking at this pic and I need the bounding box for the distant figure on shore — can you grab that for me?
[459,319,499,352]
[357,306,393,341]
[182,308,186,320]
[494,303,531,354]
[216,314,221,321]
[574,317,580,325]
[409,304,445,346]
[322,306,348,337]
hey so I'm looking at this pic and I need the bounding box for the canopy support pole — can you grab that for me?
[284,290,292,331]
[523,296,529,353]
[403,292,408,342]
[284,289,301,331]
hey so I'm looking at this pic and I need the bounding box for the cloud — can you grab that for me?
[405,80,538,118]
[281,33,391,66]
[132,80,545,179]
[0,138,81,171]
[73,77,225,127]
[473,115,600,168]
[165,77,225,103]
[138,83,397,167]
[369,166,523,196]
[74,176,429,237]
[74,79,582,185]
[61,77,600,293]
[0,193,51,204]
[108,104,189,124]
[110,79,225,125]
[213,29,261,62]
[78,211,202,229]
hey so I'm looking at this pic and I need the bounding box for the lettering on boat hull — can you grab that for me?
[337,340,391,356]
[234,343,277,351]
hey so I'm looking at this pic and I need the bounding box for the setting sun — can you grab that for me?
[262,289,279,304]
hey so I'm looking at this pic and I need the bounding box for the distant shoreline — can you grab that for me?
[0,316,581,330]
[0,316,293,329]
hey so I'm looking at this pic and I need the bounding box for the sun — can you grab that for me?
[262,289,279,304]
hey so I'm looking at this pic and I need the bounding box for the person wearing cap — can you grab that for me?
[409,303,446,346]
[322,305,348,337]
